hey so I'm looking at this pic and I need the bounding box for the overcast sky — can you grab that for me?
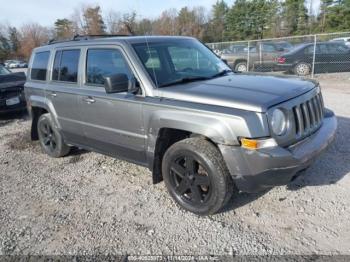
[1,0,320,28]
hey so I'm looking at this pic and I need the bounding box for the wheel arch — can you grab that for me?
[29,96,59,141]
[146,111,242,184]
[233,59,247,67]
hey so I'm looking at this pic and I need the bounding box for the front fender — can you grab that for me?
[145,108,269,168]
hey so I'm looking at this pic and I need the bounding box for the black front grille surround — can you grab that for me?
[0,86,24,100]
[292,92,324,139]
[267,87,325,147]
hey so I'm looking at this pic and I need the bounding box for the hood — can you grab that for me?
[0,73,26,89]
[157,73,317,112]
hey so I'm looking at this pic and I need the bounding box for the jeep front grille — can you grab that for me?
[292,93,324,139]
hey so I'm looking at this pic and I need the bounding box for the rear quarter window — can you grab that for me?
[31,51,50,81]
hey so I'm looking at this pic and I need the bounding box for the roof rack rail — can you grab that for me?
[47,38,73,45]
[47,34,132,45]
[73,34,132,41]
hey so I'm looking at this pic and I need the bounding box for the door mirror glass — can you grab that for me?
[104,73,129,93]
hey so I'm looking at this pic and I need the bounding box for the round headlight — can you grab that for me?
[271,109,287,136]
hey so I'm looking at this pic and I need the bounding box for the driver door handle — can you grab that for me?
[83,97,96,104]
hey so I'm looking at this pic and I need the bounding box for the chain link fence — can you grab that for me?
[207,32,350,78]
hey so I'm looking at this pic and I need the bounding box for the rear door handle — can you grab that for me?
[83,97,96,104]
[50,92,57,97]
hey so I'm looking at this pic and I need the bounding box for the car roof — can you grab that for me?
[332,37,350,40]
[297,41,345,48]
[33,35,195,53]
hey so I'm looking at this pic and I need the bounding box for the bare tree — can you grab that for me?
[153,8,178,35]
[121,12,137,35]
[106,10,123,34]
[136,18,154,35]
[19,23,50,59]
[71,7,85,35]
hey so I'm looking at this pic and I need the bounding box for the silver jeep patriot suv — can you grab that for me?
[25,35,337,215]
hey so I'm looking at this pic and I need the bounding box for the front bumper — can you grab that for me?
[219,110,337,193]
[274,63,294,71]
[0,95,26,114]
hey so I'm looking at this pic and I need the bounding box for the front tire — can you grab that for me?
[37,113,70,158]
[162,137,234,215]
[235,61,248,72]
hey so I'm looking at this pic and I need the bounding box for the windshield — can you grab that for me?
[0,65,11,75]
[132,39,231,88]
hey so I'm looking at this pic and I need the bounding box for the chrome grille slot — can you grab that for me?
[307,100,316,126]
[301,103,310,130]
[313,97,321,123]
[292,93,324,139]
[293,106,304,135]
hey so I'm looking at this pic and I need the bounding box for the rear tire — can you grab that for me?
[37,113,70,158]
[162,137,235,216]
[294,62,311,76]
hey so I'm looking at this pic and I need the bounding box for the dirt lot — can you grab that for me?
[0,73,349,256]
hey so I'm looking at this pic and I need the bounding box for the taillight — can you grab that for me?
[277,57,286,64]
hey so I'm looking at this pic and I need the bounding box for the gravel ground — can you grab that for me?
[0,75,349,256]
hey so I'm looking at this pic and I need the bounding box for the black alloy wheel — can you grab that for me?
[162,137,235,215]
[37,113,70,158]
[39,121,58,153]
[169,154,212,205]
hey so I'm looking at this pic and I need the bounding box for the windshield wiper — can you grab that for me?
[159,76,210,88]
[158,70,234,88]
[210,69,233,79]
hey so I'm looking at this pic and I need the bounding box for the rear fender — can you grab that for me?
[28,95,60,128]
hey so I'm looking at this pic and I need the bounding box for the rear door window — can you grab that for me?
[328,44,349,54]
[86,49,132,86]
[31,51,50,81]
[52,49,80,83]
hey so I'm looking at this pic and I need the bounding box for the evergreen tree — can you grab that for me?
[282,0,309,35]
[8,27,20,55]
[83,6,106,35]
[177,7,196,36]
[0,34,12,62]
[54,19,74,39]
[207,0,229,41]
[319,0,350,32]
[225,0,278,40]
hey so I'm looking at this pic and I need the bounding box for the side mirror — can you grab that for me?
[104,73,130,94]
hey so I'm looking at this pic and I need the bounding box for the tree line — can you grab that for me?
[0,0,349,61]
